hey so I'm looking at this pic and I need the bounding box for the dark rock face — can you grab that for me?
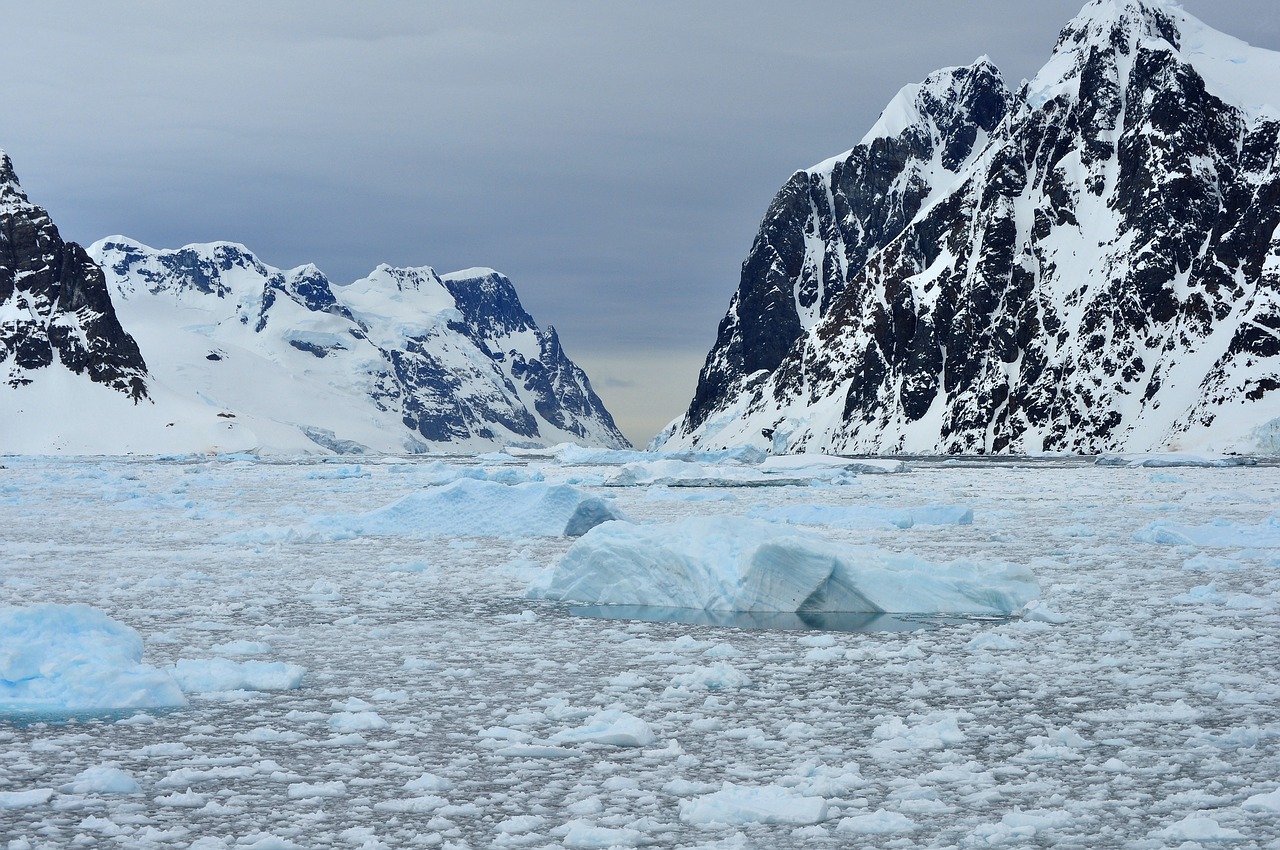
[669,0,1280,454]
[442,270,628,446]
[0,152,148,399]
[685,60,1011,432]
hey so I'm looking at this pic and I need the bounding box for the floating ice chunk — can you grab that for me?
[680,782,828,825]
[759,454,909,475]
[530,517,1037,614]
[872,713,966,752]
[286,781,346,799]
[414,460,544,486]
[604,459,784,487]
[1155,815,1244,842]
[1020,601,1067,623]
[1243,787,1280,812]
[558,820,644,848]
[668,663,752,691]
[329,711,388,731]
[168,658,305,693]
[493,744,583,759]
[1134,517,1280,548]
[404,773,453,793]
[372,795,448,813]
[836,809,917,834]
[496,815,547,834]
[0,603,186,713]
[58,765,140,794]
[0,788,54,809]
[549,709,656,747]
[967,632,1022,651]
[155,789,207,808]
[309,479,625,539]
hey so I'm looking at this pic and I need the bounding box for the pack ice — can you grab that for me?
[529,517,1038,614]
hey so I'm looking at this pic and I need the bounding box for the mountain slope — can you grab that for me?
[0,150,148,400]
[662,0,1280,455]
[88,239,629,453]
[0,150,265,454]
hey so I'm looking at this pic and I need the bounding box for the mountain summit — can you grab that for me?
[659,0,1280,454]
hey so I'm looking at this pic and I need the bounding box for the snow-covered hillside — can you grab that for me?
[85,238,628,455]
[663,0,1280,455]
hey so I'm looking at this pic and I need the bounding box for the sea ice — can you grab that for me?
[1134,517,1280,548]
[0,603,187,713]
[836,809,918,833]
[58,765,141,794]
[679,781,828,825]
[306,478,625,539]
[530,516,1038,614]
[168,658,306,693]
[549,709,657,747]
[603,459,783,487]
[755,503,973,529]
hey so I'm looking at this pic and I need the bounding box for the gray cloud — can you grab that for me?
[2,0,1275,444]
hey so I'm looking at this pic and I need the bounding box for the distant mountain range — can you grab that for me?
[657,0,1280,455]
[0,150,626,454]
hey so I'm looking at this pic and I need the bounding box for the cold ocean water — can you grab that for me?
[1,452,1279,848]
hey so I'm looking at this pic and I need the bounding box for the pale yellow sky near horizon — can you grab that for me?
[573,349,706,448]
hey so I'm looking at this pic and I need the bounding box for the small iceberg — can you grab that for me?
[0,604,187,714]
[529,517,1038,615]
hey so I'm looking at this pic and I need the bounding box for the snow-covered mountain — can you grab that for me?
[84,238,629,454]
[660,0,1280,455]
[1,150,262,454]
[0,146,626,454]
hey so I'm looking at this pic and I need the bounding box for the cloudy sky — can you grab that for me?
[2,1,1276,445]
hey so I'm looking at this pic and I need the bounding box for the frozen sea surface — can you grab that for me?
[1,454,1279,848]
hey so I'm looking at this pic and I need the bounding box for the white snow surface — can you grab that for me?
[0,453,1278,849]
[529,516,1037,614]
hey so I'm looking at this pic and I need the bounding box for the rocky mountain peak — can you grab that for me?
[664,0,1280,455]
[0,151,149,400]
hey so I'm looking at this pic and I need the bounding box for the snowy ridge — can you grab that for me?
[84,238,628,454]
[664,0,1280,455]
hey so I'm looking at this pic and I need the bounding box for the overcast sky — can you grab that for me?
[2,1,1276,445]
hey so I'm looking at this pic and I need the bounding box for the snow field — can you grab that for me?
[0,454,1277,848]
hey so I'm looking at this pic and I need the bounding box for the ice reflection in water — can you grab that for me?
[568,604,982,632]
